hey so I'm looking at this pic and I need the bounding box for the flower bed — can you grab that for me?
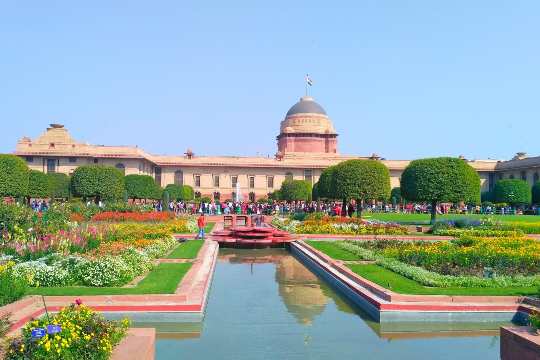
[431,228,524,237]
[332,241,540,288]
[272,216,408,235]
[4,303,129,360]
[91,211,175,222]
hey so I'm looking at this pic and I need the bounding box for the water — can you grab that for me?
[155,249,501,359]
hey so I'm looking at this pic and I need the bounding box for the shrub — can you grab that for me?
[0,155,29,198]
[47,173,71,199]
[71,165,125,201]
[279,180,312,201]
[401,157,480,223]
[182,185,194,201]
[164,184,183,201]
[493,179,531,206]
[27,170,51,198]
[0,261,28,306]
[316,166,337,200]
[5,303,129,360]
[125,174,159,200]
[532,182,540,205]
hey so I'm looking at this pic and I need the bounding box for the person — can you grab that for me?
[196,213,206,240]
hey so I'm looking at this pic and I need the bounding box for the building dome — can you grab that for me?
[285,96,327,116]
[277,96,339,154]
[279,96,336,135]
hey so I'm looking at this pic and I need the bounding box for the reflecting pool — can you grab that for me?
[154,249,502,359]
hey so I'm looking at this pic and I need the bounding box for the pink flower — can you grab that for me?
[75,298,83,306]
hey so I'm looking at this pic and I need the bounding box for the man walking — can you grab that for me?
[196,213,206,240]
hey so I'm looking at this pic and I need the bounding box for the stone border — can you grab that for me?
[1,240,219,334]
[291,240,537,322]
[112,328,156,360]
[500,326,540,360]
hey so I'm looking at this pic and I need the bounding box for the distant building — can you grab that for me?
[14,96,540,201]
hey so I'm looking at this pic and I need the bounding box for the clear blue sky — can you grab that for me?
[1,1,538,160]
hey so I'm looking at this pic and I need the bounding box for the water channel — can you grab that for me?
[147,249,503,359]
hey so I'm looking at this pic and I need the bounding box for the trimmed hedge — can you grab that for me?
[532,182,540,205]
[71,165,125,201]
[125,174,158,200]
[332,159,391,203]
[47,173,71,199]
[28,170,50,198]
[279,180,312,201]
[493,179,531,206]
[0,155,29,198]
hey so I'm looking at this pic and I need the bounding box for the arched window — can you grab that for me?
[174,170,183,186]
[285,172,293,181]
[249,192,256,202]
[115,163,125,175]
[534,172,539,184]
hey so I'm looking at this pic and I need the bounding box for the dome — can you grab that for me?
[285,96,327,116]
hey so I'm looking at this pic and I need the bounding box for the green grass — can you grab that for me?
[166,240,204,259]
[306,240,360,261]
[348,264,538,296]
[365,213,540,225]
[27,263,192,296]
[205,222,215,233]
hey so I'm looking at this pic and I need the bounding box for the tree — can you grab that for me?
[28,170,50,198]
[332,159,391,218]
[533,182,540,206]
[182,185,194,201]
[71,165,125,202]
[493,179,531,207]
[164,184,183,201]
[316,166,337,199]
[401,157,480,224]
[0,155,29,198]
[279,180,312,202]
[390,187,402,205]
[311,182,319,201]
[124,175,157,200]
[47,173,71,199]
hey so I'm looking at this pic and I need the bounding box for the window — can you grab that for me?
[304,169,313,183]
[46,159,56,173]
[25,156,33,163]
[285,172,293,181]
[195,191,201,199]
[232,192,237,201]
[249,176,255,189]
[194,175,201,187]
[69,157,77,163]
[521,171,527,181]
[93,158,98,164]
[115,163,125,175]
[249,192,256,202]
[509,174,515,179]
[534,172,539,184]
[213,192,221,201]
[154,167,162,186]
[267,176,274,188]
[213,175,220,187]
[497,173,503,180]
[174,170,183,186]
[49,143,55,148]
[231,176,238,188]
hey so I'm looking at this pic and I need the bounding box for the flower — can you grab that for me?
[74,298,83,306]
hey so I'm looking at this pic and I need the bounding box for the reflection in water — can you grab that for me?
[155,249,502,360]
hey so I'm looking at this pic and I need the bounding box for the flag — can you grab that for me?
[306,74,313,86]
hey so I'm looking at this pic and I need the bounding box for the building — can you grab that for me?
[14,96,540,201]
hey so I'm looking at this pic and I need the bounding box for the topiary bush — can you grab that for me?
[532,182,540,205]
[401,157,480,223]
[0,155,29,198]
[279,180,313,201]
[47,173,71,199]
[27,170,50,198]
[125,174,159,200]
[493,179,531,206]
[71,165,125,202]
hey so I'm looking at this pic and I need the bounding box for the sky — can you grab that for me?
[1,1,539,160]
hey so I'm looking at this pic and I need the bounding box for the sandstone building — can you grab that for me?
[14,96,540,201]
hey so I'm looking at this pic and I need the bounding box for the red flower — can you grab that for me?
[75,298,83,306]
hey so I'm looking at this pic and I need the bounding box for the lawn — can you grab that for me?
[166,240,204,259]
[306,240,360,261]
[27,262,192,296]
[364,213,540,225]
[348,264,538,296]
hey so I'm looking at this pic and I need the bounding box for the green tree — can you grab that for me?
[493,179,531,207]
[390,187,402,205]
[533,182,540,205]
[316,166,337,199]
[332,159,391,218]
[28,170,50,198]
[71,165,125,202]
[124,175,158,200]
[182,185,194,201]
[279,180,312,201]
[164,184,183,201]
[311,182,319,201]
[47,173,71,199]
[0,155,29,198]
[401,157,480,224]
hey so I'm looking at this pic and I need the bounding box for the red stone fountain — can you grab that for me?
[211,215,293,248]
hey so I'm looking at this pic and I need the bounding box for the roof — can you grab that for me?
[286,96,327,116]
